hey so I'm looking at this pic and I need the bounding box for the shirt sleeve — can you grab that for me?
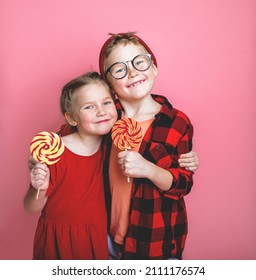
[151,110,194,200]
[164,116,194,200]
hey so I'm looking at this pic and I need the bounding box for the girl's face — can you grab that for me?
[104,43,158,102]
[67,83,117,136]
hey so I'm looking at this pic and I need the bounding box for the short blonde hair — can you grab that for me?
[60,71,112,115]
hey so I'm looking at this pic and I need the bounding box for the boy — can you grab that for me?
[100,32,194,259]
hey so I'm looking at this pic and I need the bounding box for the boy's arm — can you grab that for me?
[118,116,194,198]
[145,161,174,191]
[163,124,194,199]
[118,151,173,191]
[118,150,192,194]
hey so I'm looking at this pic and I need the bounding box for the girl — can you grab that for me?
[24,72,117,259]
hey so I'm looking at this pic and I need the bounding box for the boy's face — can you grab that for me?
[104,43,158,102]
[67,83,117,136]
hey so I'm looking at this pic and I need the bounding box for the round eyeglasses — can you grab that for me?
[105,54,152,80]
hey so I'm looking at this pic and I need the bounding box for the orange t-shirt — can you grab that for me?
[109,119,154,244]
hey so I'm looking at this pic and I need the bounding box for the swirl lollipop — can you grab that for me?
[111,118,142,182]
[30,131,65,199]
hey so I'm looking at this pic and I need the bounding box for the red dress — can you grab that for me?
[33,146,108,259]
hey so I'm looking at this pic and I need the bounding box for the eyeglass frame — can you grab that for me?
[104,53,152,80]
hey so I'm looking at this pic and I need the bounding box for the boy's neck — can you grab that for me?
[120,94,161,121]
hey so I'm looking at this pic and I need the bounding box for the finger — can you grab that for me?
[31,180,45,189]
[31,162,48,174]
[120,163,125,171]
[118,158,125,166]
[179,158,198,164]
[185,166,197,172]
[34,172,47,179]
[32,169,48,180]
[31,169,48,182]
[32,167,44,175]
[34,163,48,171]
[117,150,128,159]
[179,162,199,168]
[179,151,196,159]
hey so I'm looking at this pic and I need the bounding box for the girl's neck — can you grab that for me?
[120,95,161,122]
[63,132,102,156]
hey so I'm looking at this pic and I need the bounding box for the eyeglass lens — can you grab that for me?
[108,54,152,79]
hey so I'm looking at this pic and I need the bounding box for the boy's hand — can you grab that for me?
[30,163,50,191]
[179,151,199,171]
[118,150,151,179]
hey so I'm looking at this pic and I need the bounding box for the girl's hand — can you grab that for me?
[28,156,38,171]
[179,151,199,171]
[30,163,50,191]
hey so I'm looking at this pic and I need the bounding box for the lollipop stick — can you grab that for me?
[36,187,42,200]
[125,145,130,183]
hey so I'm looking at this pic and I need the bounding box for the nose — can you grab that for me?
[127,62,138,77]
[96,107,107,117]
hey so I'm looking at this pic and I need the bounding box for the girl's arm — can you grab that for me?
[179,150,199,171]
[24,163,49,213]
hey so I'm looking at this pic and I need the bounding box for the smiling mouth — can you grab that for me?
[128,80,145,88]
[96,119,110,124]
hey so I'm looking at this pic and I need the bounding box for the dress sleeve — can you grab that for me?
[45,163,57,197]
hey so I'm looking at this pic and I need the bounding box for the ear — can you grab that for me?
[65,113,77,126]
[152,64,158,77]
[108,85,116,96]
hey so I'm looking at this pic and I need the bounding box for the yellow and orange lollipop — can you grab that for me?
[30,131,65,199]
[111,118,142,182]
[111,118,142,150]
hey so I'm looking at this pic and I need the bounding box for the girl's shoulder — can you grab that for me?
[61,133,77,152]
[61,133,75,143]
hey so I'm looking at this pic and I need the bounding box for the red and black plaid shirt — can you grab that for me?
[104,94,194,259]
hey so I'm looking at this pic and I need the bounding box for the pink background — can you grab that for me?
[1,0,255,259]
